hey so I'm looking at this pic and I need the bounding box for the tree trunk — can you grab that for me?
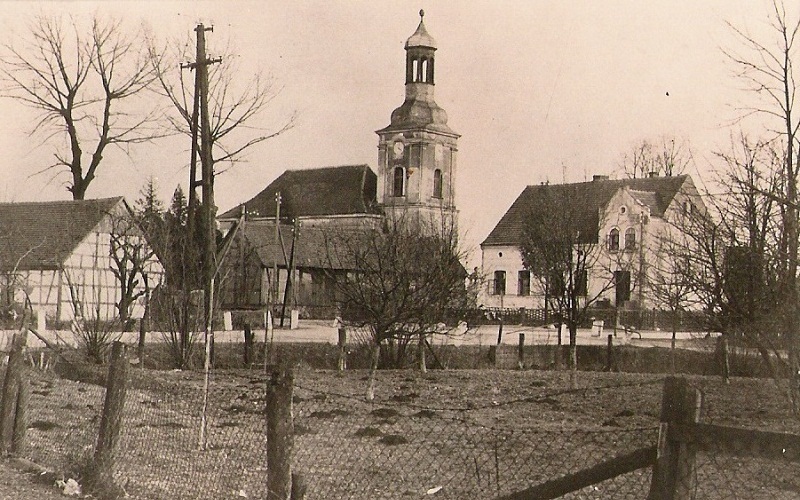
[418,333,427,373]
[671,311,678,375]
[569,325,577,389]
[366,341,380,401]
[718,334,730,384]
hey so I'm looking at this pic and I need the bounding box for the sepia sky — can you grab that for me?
[0,1,794,259]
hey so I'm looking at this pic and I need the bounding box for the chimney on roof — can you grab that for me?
[592,175,609,182]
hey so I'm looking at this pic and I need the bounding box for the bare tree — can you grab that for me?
[149,33,295,177]
[619,136,693,179]
[0,16,164,199]
[324,215,471,400]
[107,204,159,329]
[660,135,786,382]
[518,186,636,388]
[725,1,800,412]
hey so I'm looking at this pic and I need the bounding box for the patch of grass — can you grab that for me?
[371,408,400,419]
[309,409,350,419]
[391,392,419,402]
[29,420,59,431]
[379,434,409,445]
[413,409,437,419]
[354,426,383,438]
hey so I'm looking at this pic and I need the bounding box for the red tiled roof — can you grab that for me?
[219,165,378,220]
[482,175,691,247]
[0,197,123,270]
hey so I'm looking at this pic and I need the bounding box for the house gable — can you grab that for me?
[481,175,691,249]
[0,197,124,271]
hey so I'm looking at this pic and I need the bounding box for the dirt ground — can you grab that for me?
[0,459,64,500]
[5,366,800,499]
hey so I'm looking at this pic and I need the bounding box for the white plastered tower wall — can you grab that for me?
[376,10,460,233]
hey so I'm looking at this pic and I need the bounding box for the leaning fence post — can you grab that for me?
[647,376,703,500]
[267,366,300,500]
[88,341,128,498]
[11,365,29,455]
[0,331,27,454]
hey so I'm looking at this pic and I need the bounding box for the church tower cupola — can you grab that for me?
[405,10,437,86]
[376,10,460,230]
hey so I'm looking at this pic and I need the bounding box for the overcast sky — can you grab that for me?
[0,1,794,260]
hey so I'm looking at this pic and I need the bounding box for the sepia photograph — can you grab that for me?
[0,1,799,498]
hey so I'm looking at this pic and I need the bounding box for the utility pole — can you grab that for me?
[185,23,221,451]
[272,192,281,331]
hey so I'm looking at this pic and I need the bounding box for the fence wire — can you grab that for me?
[291,383,658,499]
[6,348,800,500]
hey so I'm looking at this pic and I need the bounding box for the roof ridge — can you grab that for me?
[0,196,122,207]
[283,164,371,174]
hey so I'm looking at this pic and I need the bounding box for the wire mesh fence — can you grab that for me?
[4,336,800,499]
[291,384,658,499]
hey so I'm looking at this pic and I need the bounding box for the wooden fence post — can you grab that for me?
[517,333,525,370]
[11,366,29,455]
[606,334,614,372]
[244,323,254,366]
[88,341,128,498]
[648,376,703,500]
[337,328,347,371]
[0,331,27,454]
[267,367,303,499]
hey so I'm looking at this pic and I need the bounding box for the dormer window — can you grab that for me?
[609,228,620,251]
[393,167,405,197]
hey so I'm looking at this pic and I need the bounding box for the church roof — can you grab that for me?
[380,99,455,135]
[219,165,378,220]
[482,175,691,247]
[406,10,437,49]
[241,221,363,271]
[0,197,125,271]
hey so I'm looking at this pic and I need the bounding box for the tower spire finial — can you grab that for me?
[420,9,425,19]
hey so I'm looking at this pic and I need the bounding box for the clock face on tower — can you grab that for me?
[393,141,405,159]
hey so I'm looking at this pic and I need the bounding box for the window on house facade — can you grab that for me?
[608,228,620,251]
[614,270,631,305]
[518,270,530,296]
[433,169,443,199]
[393,166,405,197]
[624,227,636,250]
[493,270,506,296]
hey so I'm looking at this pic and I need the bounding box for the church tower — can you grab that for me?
[376,10,460,231]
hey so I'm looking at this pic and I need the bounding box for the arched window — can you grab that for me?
[393,167,405,197]
[411,59,419,83]
[624,227,636,250]
[433,169,443,198]
[608,228,620,251]
[420,58,428,82]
